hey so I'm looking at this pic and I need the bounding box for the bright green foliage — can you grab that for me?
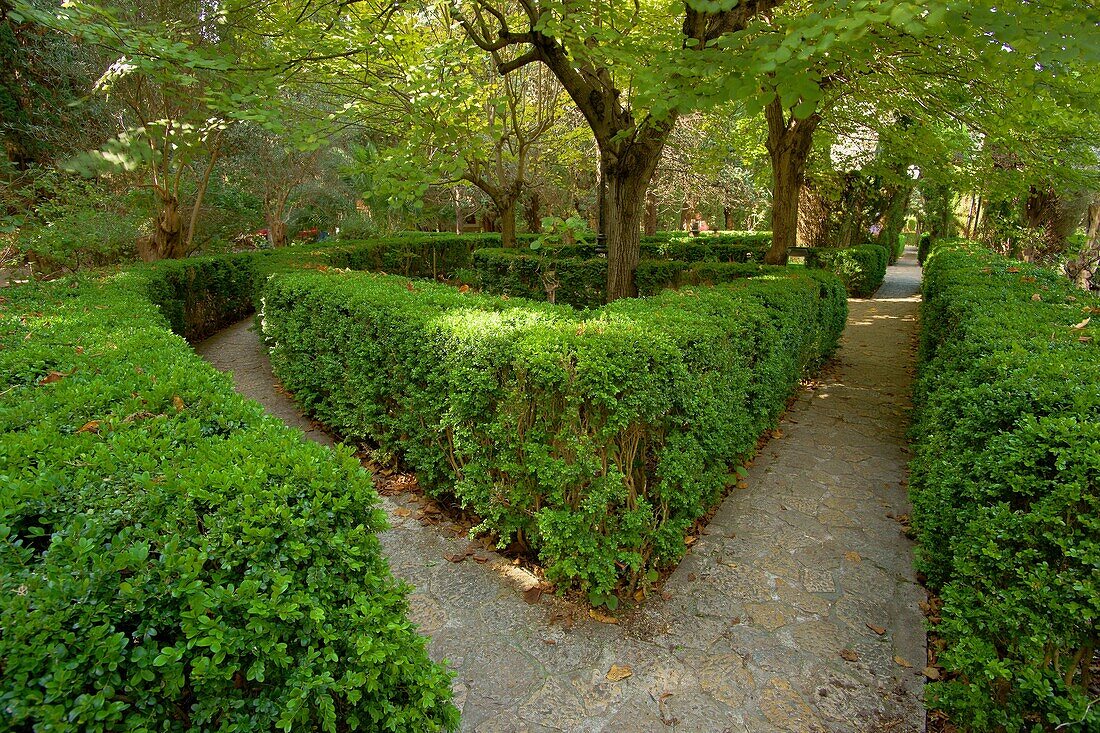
[260,268,846,597]
[910,241,1099,731]
[0,258,459,731]
[806,244,888,297]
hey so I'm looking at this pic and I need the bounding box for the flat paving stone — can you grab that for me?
[195,248,927,732]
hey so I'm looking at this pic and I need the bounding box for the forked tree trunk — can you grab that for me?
[765,99,820,265]
[644,191,658,236]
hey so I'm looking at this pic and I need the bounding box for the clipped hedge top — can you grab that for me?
[260,264,846,597]
[909,239,1098,731]
[0,259,458,731]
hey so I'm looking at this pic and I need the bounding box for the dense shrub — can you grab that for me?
[635,260,768,295]
[806,243,889,297]
[910,240,1099,731]
[917,232,932,265]
[472,248,607,307]
[260,268,846,599]
[0,259,459,731]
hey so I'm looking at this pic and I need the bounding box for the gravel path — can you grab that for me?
[195,248,927,733]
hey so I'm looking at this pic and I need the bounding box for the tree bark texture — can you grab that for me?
[765,98,819,265]
[137,194,187,261]
[797,184,829,248]
[645,191,658,236]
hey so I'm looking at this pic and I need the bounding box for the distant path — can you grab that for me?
[195,249,927,732]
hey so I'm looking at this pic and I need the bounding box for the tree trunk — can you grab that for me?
[764,99,819,265]
[184,134,221,253]
[523,190,542,232]
[680,200,693,231]
[644,191,658,236]
[137,193,186,261]
[798,184,828,248]
[267,218,287,248]
[723,204,735,231]
[499,197,517,248]
[601,151,655,301]
[454,188,462,235]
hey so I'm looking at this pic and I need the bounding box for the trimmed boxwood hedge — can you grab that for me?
[910,240,1099,731]
[0,257,459,732]
[260,267,846,598]
[806,243,889,297]
[917,232,932,265]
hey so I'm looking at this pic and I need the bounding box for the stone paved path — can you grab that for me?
[195,248,927,733]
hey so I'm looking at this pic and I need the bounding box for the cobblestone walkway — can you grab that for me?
[195,248,927,733]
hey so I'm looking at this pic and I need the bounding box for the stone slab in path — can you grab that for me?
[195,248,928,733]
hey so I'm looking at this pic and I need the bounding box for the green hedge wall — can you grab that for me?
[806,243,889,297]
[0,259,458,732]
[910,241,1099,731]
[260,268,846,599]
[471,248,607,308]
[917,232,932,265]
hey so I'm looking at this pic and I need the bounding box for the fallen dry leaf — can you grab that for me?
[393,507,412,518]
[866,623,887,635]
[76,420,101,434]
[458,284,470,293]
[923,666,942,680]
[1072,317,1091,330]
[74,346,84,354]
[606,664,633,682]
[172,395,185,412]
[684,535,697,546]
[840,649,859,662]
[1031,293,1042,301]
[405,281,415,292]
[522,586,543,604]
[1079,336,1093,343]
[589,609,618,625]
[38,371,65,385]
[844,551,862,563]
[894,655,913,668]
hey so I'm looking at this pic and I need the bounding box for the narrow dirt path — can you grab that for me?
[195,249,926,733]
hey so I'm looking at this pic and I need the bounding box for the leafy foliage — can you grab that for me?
[0,256,459,732]
[910,240,1099,731]
[260,266,846,598]
[806,243,888,297]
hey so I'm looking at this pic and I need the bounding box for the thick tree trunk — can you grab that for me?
[499,198,517,248]
[137,194,187,261]
[798,184,828,248]
[601,151,655,301]
[644,191,658,236]
[267,218,287,248]
[765,99,819,265]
